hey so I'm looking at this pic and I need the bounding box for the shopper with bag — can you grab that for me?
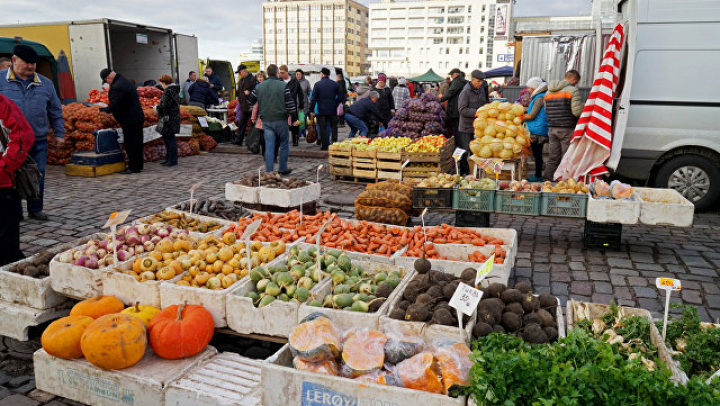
[156,74,181,167]
[0,94,35,266]
[309,68,345,150]
[100,68,145,174]
[523,77,549,182]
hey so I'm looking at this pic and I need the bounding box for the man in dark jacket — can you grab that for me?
[310,68,345,150]
[203,66,223,100]
[234,64,256,145]
[345,91,384,138]
[295,69,311,139]
[371,73,394,128]
[440,68,467,138]
[0,94,33,265]
[188,77,218,109]
[280,65,304,146]
[543,70,582,181]
[336,73,348,127]
[100,69,145,174]
[457,70,488,175]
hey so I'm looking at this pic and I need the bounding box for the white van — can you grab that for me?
[609,0,720,210]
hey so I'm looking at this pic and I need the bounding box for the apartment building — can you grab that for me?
[369,0,514,78]
[262,0,369,77]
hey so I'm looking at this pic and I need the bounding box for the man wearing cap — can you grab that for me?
[441,69,467,139]
[0,44,64,221]
[233,64,256,146]
[99,68,145,174]
[457,70,488,176]
[392,78,411,110]
[203,66,223,101]
[371,73,394,130]
[309,68,345,150]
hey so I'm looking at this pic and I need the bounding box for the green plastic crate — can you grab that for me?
[453,188,496,212]
[541,192,588,218]
[495,190,542,215]
[412,187,454,209]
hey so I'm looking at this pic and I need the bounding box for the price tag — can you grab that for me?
[317,165,324,183]
[420,208,428,248]
[198,116,208,128]
[449,282,483,329]
[453,147,466,161]
[656,277,682,341]
[476,254,495,288]
[103,210,132,229]
[493,161,503,174]
[188,182,203,214]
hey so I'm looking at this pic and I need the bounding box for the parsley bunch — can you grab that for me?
[661,305,720,379]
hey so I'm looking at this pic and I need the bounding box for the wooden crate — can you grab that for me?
[330,164,353,178]
[352,168,377,181]
[328,155,351,166]
[328,144,352,156]
[376,150,404,170]
[377,169,402,180]
[352,149,377,159]
[65,162,126,177]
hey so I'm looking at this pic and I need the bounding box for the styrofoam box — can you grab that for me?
[161,278,244,328]
[262,345,466,406]
[635,187,695,227]
[0,299,72,341]
[165,352,263,406]
[49,233,134,300]
[566,300,686,384]
[34,347,216,406]
[296,262,414,332]
[226,182,259,204]
[296,242,404,265]
[396,244,513,287]
[258,182,321,208]
[0,236,89,309]
[102,256,182,308]
[586,192,641,225]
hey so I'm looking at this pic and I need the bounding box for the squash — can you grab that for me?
[293,357,339,376]
[80,314,147,369]
[395,352,443,394]
[121,302,161,327]
[70,296,125,319]
[354,371,401,386]
[148,303,214,359]
[435,342,473,393]
[341,330,387,378]
[41,315,94,359]
[289,315,342,362]
[384,333,425,365]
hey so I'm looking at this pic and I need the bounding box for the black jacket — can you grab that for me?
[440,76,468,119]
[371,86,394,123]
[347,98,383,123]
[157,83,181,136]
[285,77,304,111]
[188,80,218,108]
[105,74,144,127]
[236,74,256,112]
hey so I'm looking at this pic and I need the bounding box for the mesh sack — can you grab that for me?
[355,204,408,226]
[356,190,412,211]
[367,181,413,200]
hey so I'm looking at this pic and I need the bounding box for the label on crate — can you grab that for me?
[449,282,483,316]
[476,254,495,287]
[655,277,681,291]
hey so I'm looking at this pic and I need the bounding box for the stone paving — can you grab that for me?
[3,145,720,405]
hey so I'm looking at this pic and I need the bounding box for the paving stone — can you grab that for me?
[629,252,655,263]
[610,268,639,276]
[550,264,570,273]
[589,271,610,281]
[570,281,592,296]
[682,290,703,305]
[627,276,649,287]
[13,380,35,395]
[0,388,10,401]
[516,259,531,268]
[513,267,532,279]
[638,298,662,312]
[688,267,718,277]
[550,272,571,283]
[680,281,701,290]
[635,262,663,271]
[703,283,720,294]
[610,275,626,286]
[569,261,585,271]
[532,273,550,287]
[25,390,53,404]
[0,394,39,406]
[7,376,31,388]
[0,371,9,386]
[533,263,550,272]
[634,287,658,299]
[683,256,713,268]
[607,258,633,268]
[551,282,568,297]
[706,295,720,310]
[592,293,615,304]
[594,281,613,294]
[550,254,567,263]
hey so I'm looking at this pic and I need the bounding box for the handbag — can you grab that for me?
[155,116,168,135]
[336,103,344,116]
[245,126,263,155]
[306,123,317,144]
[0,125,41,201]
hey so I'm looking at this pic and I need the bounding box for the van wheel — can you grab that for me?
[655,154,720,211]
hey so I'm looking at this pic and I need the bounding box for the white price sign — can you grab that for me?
[102,210,132,229]
[476,254,495,287]
[188,182,203,214]
[198,116,209,128]
[400,159,411,178]
[449,283,483,329]
[656,277,682,341]
[453,147,466,161]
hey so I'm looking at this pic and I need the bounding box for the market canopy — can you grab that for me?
[408,69,444,82]
[483,66,514,78]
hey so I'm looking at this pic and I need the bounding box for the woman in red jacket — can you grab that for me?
[0,94,34,266]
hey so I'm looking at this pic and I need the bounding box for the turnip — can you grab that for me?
[157,227,170,238]
[140,235,150,244]
[104,254,115,265]
[75,256,88,267]
[144,241,155,252]
[136,224,152,235]
[99,240,109,249]
[135,245,145,254]
[98,258,106,268]
[96,248,107,258]
[85,259,99,269]
[116,250,129,261]
[115,234,126,244]
[126,247,135,257]
[118,225,129,236]
[73,251,82,260]
[88,254,99,262]
[151,236,161,244]
[106,242,116,252]
[126,234,141,246]
[84,244,98,256]
[58,251,74,263]
[127,225,138,235]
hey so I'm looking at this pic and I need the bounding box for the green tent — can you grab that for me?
[408,69,444,82]
[0,37,58,92]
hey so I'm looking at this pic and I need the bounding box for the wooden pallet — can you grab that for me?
[65,162,126,177]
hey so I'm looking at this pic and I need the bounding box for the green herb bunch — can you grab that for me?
[661,305,720,379]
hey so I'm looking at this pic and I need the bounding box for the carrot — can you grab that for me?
[377,245,388,254]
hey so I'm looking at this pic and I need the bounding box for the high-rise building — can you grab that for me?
[239,38,265,67]
[368,0,514,78]
[262,0,369,77]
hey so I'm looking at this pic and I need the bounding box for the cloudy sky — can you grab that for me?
[1,0,591,65]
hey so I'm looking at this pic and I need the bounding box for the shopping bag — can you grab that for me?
[298,111,306,131]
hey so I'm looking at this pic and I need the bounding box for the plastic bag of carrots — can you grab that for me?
[355,204,409,227]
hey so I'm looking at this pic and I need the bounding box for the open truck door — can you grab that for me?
[199,58,236,101]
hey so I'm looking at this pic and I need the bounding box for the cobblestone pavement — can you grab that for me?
[3,147,720,405]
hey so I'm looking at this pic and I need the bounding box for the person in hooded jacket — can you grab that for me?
[523,77,549,182]
[234,64,256,146]
[457,70,488,175]
[156,74,181,167]
[440,69,467,138]
[100,68,145,174]
[371,73,394,128]
[188,77,218,109]
[543,70,582,181]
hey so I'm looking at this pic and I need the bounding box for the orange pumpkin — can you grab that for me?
[435,342,473,393]
[148,303,214,359]
[80,314,147,369]
[395,352,444,394]
[341,330,387,377]
[70,296,125,319]
[41,315,94,359]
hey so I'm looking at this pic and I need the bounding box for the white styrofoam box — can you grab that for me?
[161,277,245,328]
[635,187,695,227]
[586,192,641,224]
[396,244,513,286]
[34,346,217,406]
[0,299,72,341]
[296,242,404,265]
[165,352,263,406]
[258,182,321,208]
[296,263,413,332]
[262,345,465,406]
[226,182,259,204]
[102,258,182,308]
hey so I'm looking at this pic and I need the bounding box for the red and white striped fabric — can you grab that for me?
[554,24,625,182]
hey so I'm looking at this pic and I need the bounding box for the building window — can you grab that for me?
[466,47,470,54]
[447,37,462,44]
[431,28,444,34]
[429,7,444,14]
[323,5,332,10]
[432,18,444,24]
[447,27,463,34]
[459,48,463,54]
[448,17,464,24]
[433,38,443,44]
[448,6,464,14]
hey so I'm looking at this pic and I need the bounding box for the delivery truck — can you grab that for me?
[0,19,198,103]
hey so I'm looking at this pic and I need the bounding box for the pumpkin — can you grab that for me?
[384,333,425,365]
[341,330,387,377]
[70,296,125,319]
[80,314,147,370]
[289,315,342,362]
[293,357,339,376]
[121,302,161,327]
[395,352,443,394]
[41,315,94,359]
[148,303,214,359]
[435,342,473,393]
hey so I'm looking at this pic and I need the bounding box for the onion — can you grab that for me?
[106,242,116,252]
[117,225,129,236]
[99,240,109,249]
[117,250,129,261]
[75,256,88,267]
[115,234,126,244]
[151,236,161,244]
[127,225,138,235]
[88,254,99,262]
[144,241,155,252]
[96,248,107,258]
[59,251,74,263]
[85,259,99,269]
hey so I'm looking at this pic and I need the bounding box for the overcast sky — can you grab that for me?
[1,0,592,66]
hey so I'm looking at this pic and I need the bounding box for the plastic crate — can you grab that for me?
[541,192,588,218]
[453,188,496,212]
[495,190,542,215]
[583,220,622,250]
[412,187,454,209]
[456,210,490,227]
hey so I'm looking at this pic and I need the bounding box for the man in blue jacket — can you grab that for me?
[203,67,224,101]
[345,92,384,138]
[309,68,345,150]
[0,45,64,222]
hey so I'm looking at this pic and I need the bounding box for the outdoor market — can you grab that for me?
[1,2,720,406]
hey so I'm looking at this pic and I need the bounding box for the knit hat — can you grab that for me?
[398,77,406,85]
[378,73,387,82]
[526,76,544,90]
[13,44,39,64]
